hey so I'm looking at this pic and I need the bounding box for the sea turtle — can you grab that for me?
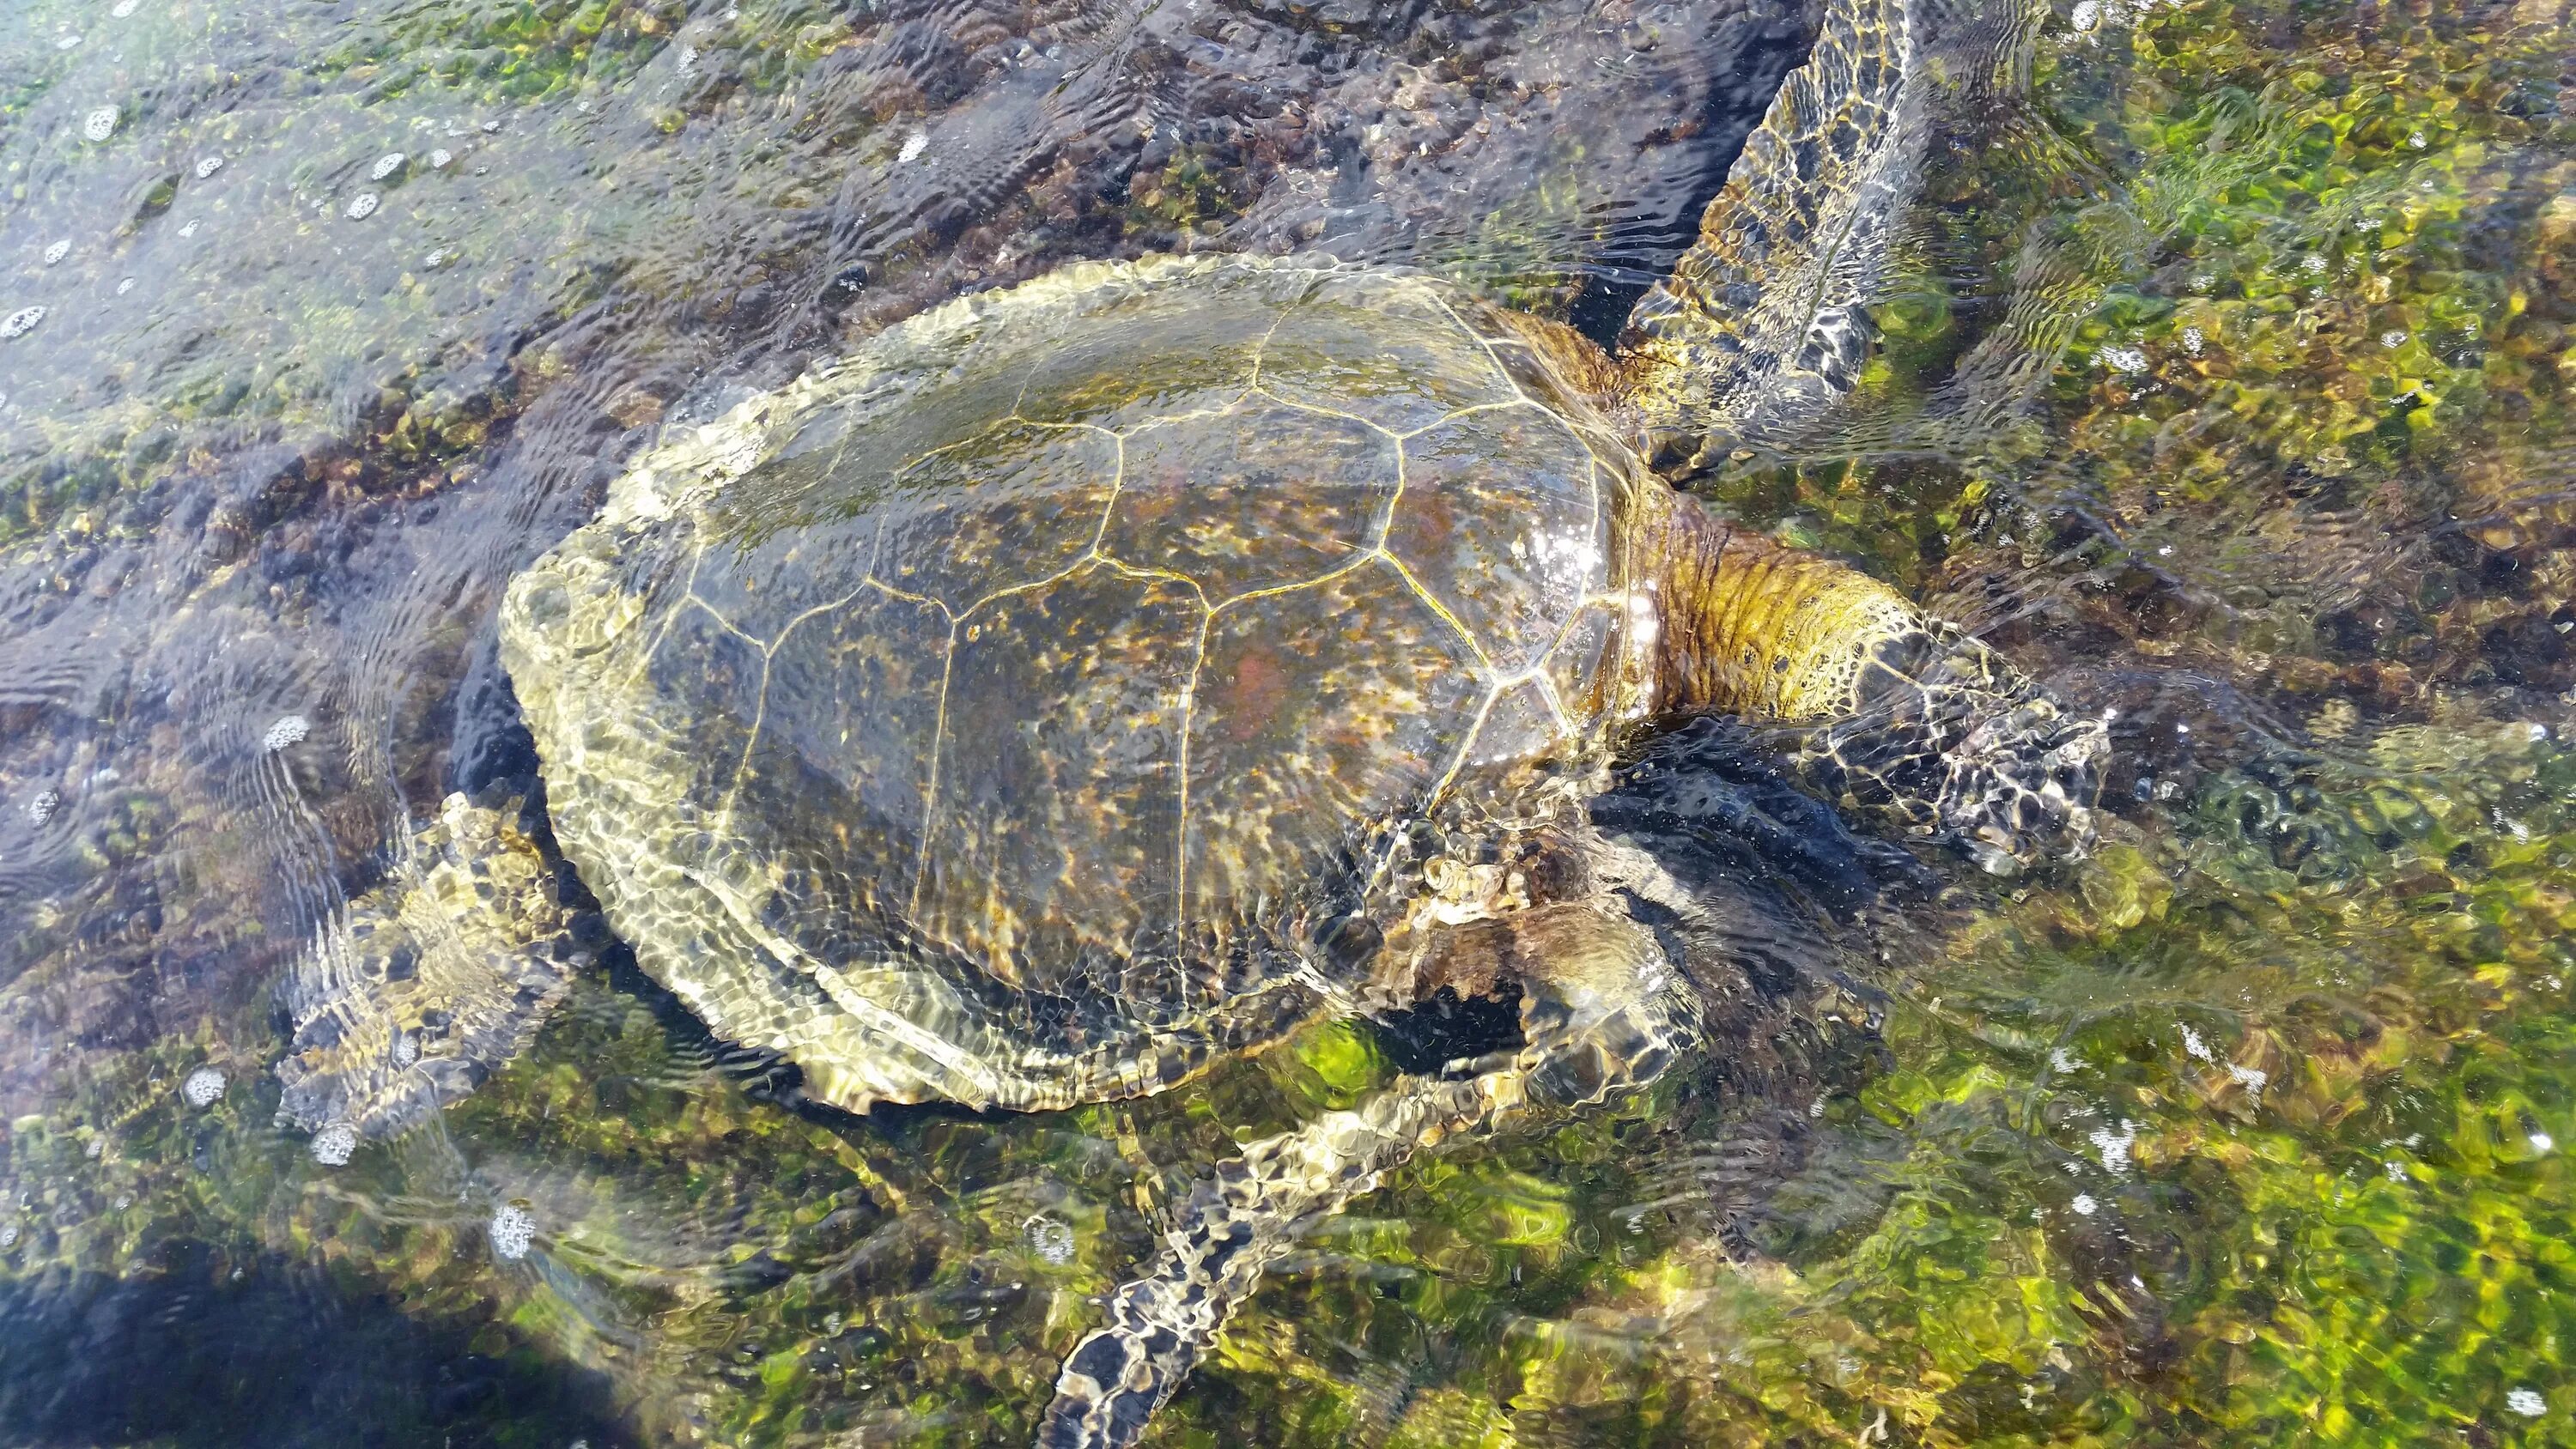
[276,0,2105,1438]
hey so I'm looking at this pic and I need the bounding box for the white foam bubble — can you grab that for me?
[262,713,310,751]
[58,34,84,51]
[2070,1193,2098,1216]
[369,152,407,181]
[897,127,929,164]
[428,149,453,168]
[194,155,224,179]
[1,306,47,340]
[2508,1388,2546,1417]
[311,1122,357,1166]
[116,277,135,294]
[2098,345,2148,375]
[27,790,59,826]
[490,1203,537,1260]
[1024,1213,1076,1264]
[177,218,201,238]
[0,1223,17,1248]
[2089,1120,2138,1174]
[345,191,380,221]
[43,240,70,266]
[181,1066,228,1107]
[113,0,142,15]
[82,106,118,142]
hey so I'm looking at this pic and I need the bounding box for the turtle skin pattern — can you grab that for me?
[1625,0,1920,452]
[501,255,1656,1118]
[276,794,588,1137]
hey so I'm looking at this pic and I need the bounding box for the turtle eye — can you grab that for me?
[517,579,571,629]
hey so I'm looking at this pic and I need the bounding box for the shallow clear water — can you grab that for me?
[1,0,2572,1444]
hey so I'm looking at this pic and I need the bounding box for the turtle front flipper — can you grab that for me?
[276,792,589,1147]
[1037,905,1696,1449]
[1620,0,1923,452]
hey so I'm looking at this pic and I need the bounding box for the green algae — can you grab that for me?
[318,0,693,106]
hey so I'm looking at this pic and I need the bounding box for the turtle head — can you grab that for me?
[1795,628,2107,875]
[1932,688,2109,875]
[1636,500,2106,871]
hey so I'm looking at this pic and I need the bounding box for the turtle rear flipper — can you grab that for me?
[1037,903,1698,1449]
[276,793,588,1144]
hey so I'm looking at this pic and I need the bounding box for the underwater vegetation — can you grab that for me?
[1672,0,2576,1441]
[0,0,2572,1445]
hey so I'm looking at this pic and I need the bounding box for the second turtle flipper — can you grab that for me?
[1621,0,1924,452]
[276,792,590,1148]
[1795,624,2108,873]
[1037,905,1696,1449]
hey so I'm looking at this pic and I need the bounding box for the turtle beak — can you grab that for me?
[1941,701,2111,875]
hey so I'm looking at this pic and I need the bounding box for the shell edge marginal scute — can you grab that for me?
[605,252,1357,527]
